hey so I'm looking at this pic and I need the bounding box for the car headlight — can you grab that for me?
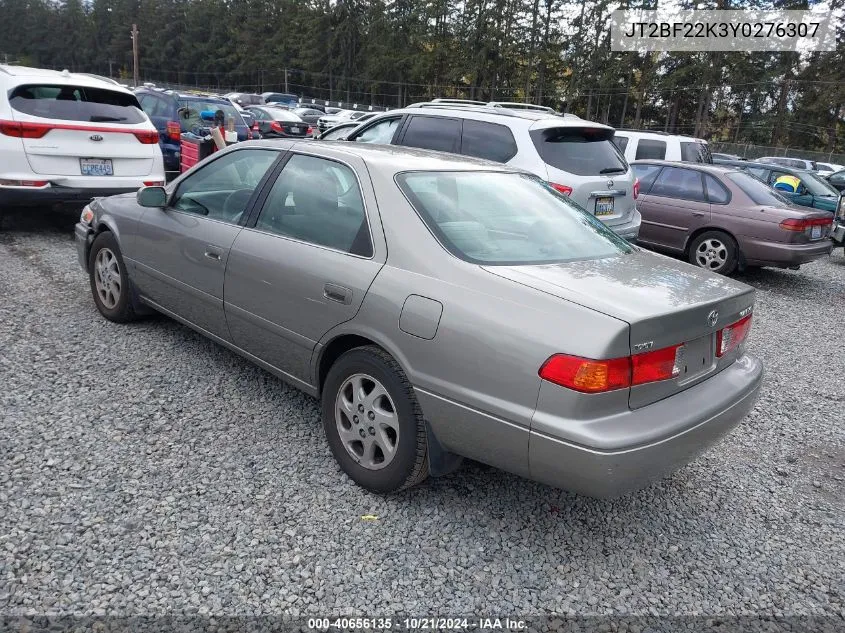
[80,205,95,225]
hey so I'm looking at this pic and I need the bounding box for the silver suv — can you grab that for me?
[341,103,641,239]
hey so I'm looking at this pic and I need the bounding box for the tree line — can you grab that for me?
[1,0,844,153]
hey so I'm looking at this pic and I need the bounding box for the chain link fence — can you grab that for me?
[710,142,845,166]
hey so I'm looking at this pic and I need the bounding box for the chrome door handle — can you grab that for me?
[692,212,705,217]
[324,283,352,305]
[204,250,222,261]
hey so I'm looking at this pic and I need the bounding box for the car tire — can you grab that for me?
[322,346,429,493]
[88,231,138,323]
[688,231,738,275]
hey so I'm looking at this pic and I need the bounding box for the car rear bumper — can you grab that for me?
[742,237,833,267]
[528,354,763,498]
[0,184,140,208]
[604,208,641,241]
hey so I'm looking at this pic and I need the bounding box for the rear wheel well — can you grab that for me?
[685,226,739,256]
[318,334,381,394]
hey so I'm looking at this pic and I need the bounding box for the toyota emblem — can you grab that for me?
[89,134,104,142]
[607,179,614,188]
[707,310,719,327]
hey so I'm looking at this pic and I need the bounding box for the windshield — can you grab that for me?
[9,84,146,123]
[728,172,791,207]
[800,172,840,196]
[529,127,628,177]
[396,171,633,265]
[178,99,244,129]
[266,109,302,122]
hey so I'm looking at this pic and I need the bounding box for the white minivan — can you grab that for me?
[0,65,164,207]
[612,130,712,164]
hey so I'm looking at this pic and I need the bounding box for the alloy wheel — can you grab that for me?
[335,373,400,470]
[94,247,122,309]
[694,238,728,270]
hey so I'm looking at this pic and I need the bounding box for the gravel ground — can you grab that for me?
[0,208,843,619]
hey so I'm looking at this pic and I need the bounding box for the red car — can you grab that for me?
[632,161,834,274]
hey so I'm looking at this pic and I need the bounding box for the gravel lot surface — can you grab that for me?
[0,208,843,619]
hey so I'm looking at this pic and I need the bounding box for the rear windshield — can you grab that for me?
[178,99,244,129]
[529,127,628,177]
[396,171,633,265]
[268,109,302,122]
[728,172,791,207]
[9,84,146,124]
[799,172,840,196]
[680,141,713,163]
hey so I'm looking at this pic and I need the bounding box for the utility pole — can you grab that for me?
[284,68,288,93]
[107,59,115,79]
[131,24,139,87]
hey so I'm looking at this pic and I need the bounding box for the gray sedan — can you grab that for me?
[75,141,763,498]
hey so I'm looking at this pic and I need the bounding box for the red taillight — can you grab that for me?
[539,354,631,393]
[540,343,688,393]
[307,126,313,136]
[549,182,573,196]
[166,121,181,141]
[270,121,283,133]
[143,180,164,186]
[779,217,832,231]
[633,178,640,199]
[0,120,49,138]
[716,314,753,357]
[133,130,160,144]
[252,122,260,131]
[631,344,683,385]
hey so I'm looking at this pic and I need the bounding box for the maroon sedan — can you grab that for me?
[632,161,834,274]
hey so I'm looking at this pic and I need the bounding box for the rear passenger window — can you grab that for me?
[649,167,706,201]
[460,120,517,162]
[704,174,731,203]
[254,154,372,257]
[400,116,460,153]
[635,139,667,160]
[9,84,147,124]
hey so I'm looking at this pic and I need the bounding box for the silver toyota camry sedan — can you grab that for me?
[75,140,763,498]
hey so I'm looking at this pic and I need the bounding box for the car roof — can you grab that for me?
[137,88,231,103]
[630,160,737,175]
[0,65,134,94]
[614,129,706,143]
[238,139,520,172]
[713,159,814,175]
[370,103,610,130]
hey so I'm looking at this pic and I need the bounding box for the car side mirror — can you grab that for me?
[137,186,168,208]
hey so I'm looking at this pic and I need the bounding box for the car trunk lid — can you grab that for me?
[483,250,755,408]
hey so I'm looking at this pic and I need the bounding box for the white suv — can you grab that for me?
[0,65,164,208]
[341,103,641,240]
[612,130,712,164]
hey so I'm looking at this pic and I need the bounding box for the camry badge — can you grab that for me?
[89,134,104,142]
[707,310,719,327]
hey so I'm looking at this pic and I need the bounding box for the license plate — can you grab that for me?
[290,126,300,134]
[80,158,113,176]
[811,225,822,240]
[595,196,614,216]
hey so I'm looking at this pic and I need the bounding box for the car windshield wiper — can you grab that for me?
[599,167,626,175]
[89,115,127,122]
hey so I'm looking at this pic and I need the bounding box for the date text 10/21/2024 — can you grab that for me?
[307,617,528,630]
